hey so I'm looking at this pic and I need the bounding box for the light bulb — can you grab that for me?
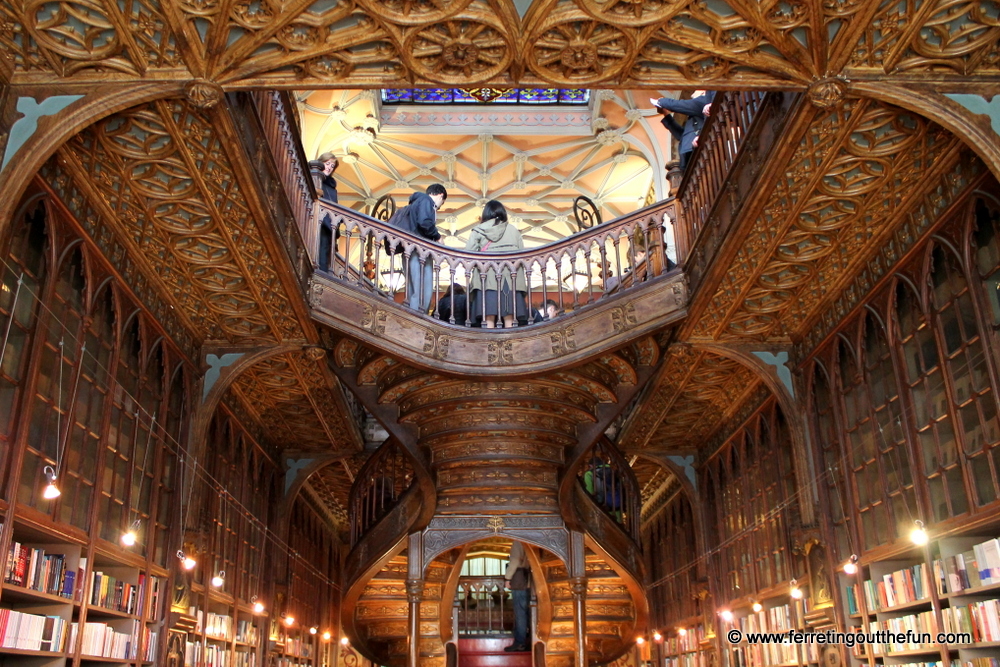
[322,631,332,642]
[340,636,349,646]
[284,616,295,627]
[790,580,803,600]
[652,631,662,642]
[177,550,197,571]
[211,571,225,587]
[309,627,317,635]
[121,530,137,547]
[720,610,734,622]
[910,521,929,546]
[843,555,858,575]
[752,601,763,613]
[253,601,265,614]
[677,627,687,636]
[636,636,645,645]
[42,466,61,499]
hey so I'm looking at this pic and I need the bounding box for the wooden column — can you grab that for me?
[571,576,588,666]
[406,531,425,667]
[406,577,424,667]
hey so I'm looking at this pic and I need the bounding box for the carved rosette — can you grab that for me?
[527,15,632,84]
[405,17,513,84]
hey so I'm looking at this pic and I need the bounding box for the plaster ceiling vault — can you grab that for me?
[298,88,669,246]
[0,0,996,89]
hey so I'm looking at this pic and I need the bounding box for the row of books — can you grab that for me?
[204,643,232,667]
[71,620,153,659]
[863,563,931,610]
[236,619,259,644]
[206,612,233,640]
[941,598,1000,643]
[894,663,959,667]
[738,604,795,634]
[284,637,313,658]
[90,570,140,615]
[0,609,68,651]
[664,625,704,654]
[3,544,81,600]
[234,651,257,667]
[665,656,709,667]
[866,610,937,655]
[964,660,1000,667]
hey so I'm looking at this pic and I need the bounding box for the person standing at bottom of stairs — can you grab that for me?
[504,541,531,652]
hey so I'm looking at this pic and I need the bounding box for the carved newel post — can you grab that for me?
[665,160,684,195]
[406,578,424,667]
[571,576,588,666]
[309,160,325,198]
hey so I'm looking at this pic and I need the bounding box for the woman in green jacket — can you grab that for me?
[466,200,527,328]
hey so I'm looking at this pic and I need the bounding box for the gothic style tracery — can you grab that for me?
[1,0,998,88]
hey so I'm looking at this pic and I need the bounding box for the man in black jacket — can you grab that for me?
[399,184,447,313]
[651,90,715,170]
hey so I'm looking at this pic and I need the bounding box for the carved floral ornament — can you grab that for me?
[2,0,1000,85]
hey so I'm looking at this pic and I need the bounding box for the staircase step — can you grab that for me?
[458,638,532,667]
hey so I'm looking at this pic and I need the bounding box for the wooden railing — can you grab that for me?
[248,91,317,247]
[455,577,512,635]
[316,198,677,325]
[576,437,641,545]
[674,91,769,262]
[229,91,312,289]
[349,438,415,546]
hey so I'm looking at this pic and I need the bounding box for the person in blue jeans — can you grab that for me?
[399,184,448,312]
[504,540,531,652]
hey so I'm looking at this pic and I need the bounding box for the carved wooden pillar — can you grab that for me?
[406,531,425,667]
[406,578,424,667]
[571,576,588,667]
[568,530,587,667]
[665,160,684,195]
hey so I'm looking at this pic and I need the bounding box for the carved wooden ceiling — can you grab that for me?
[1,0,997,89]
[618,347,761,454]
[41,95,359,454]
[304,452,371,532]
[688,97,968,342]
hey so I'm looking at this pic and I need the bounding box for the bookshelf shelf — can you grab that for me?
[872,596,934,614]
[85,605,134,620]
[0,584,74,606]
[939,579,1000,599]
[0,648,64,658]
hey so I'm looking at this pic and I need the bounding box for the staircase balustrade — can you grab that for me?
[674,90,770,262]
[316,198,677,324]
[576,437,641,546]
[349,438,416,546]
[455,576,512,636]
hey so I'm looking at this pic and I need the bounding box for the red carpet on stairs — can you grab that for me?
[457,637,533,667]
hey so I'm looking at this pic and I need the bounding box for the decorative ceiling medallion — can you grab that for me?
[527,16,631,84]
[406,17,513,83]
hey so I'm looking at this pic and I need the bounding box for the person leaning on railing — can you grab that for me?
[651,91,716,170]
[465,200,527,329]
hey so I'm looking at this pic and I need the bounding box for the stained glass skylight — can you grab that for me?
[382,88,590,105]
